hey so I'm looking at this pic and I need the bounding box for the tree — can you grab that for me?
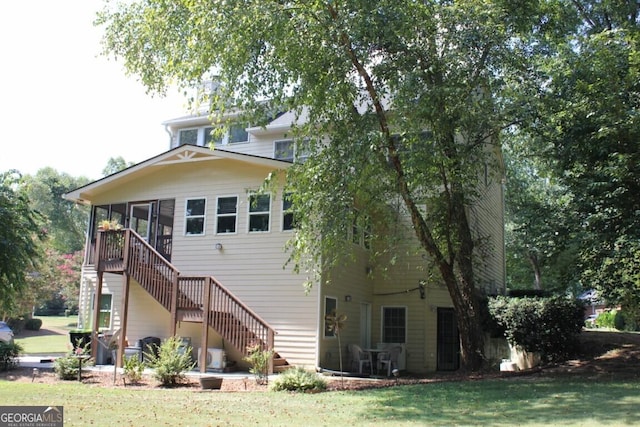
[97,1,541,370]
[102,156,135,177]
[23,168,89,254]
[0,171,45,316]
[503,132,580,293]
[521,1,640,310]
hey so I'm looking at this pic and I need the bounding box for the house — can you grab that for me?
[64,107,506,374]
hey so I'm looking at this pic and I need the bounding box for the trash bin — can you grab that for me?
[139,337,161,362]
[124,346,142,362]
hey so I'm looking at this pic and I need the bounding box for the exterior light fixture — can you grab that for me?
[215,243,223,250]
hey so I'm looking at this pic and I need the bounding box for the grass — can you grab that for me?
[0,377,638,426]
[14,316,78,355]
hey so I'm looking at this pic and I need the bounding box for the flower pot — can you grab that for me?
[69,331,92,351]
[199,376,223,390]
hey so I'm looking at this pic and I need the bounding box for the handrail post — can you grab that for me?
[95,230,103,270]
[170,272,179,336]
[122,230,131,271]
[200,277,212,373]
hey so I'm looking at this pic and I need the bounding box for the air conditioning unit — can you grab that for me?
[198,348,225,369]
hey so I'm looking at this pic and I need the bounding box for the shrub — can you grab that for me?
[6,317,26,335]
[596,310,625,330]
[270,367,327,392]
[144,336,195,387]
[0,341,23,372]
[54,346,94,380]
[488,295,584,363]
[243,343,274,385]
[122,354,145,384]
[25,318,43,331]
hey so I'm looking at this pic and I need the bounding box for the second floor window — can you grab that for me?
[248,193,271,232]
[228,123,249,143]
[274,139,310,162]
[178,129,198,146]
[282,193,295,231]
[217,196,238,234]
[185,198,206,235]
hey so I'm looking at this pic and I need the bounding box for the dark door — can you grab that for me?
[437,307,460,371]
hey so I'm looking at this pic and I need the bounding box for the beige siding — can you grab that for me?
[318,246,374,371]
[85,159,319,368]
[469,168,506,295]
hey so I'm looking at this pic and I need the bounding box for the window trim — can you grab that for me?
[324,296,338,338]
[91,293,113,331]
[184,197,207,236]
[282,192,295,231]
[215,195,239,235]
[228,123,249,144]
[273,139,310,162]
[381,305,407,344]
[274,139,295,162]
[178,127,199,146]
[248,192,271,233]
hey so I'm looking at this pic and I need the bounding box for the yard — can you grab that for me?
[2,318,640,426]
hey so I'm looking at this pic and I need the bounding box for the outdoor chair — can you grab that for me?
[377,345,402,377]
[348,344,372,374]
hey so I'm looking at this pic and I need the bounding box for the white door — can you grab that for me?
[129,203,152,241]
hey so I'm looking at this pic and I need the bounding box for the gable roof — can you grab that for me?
[64,145,291,205]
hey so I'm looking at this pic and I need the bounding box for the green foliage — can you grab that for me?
[270,367,327,393]
[514,3,640,309]
[0,341,23,372]
[144,336,195,387]
[488,296,585,362]
[0,171,45,315]
[54,345,94,380]
[595,310,630,331]
[24,318,42,331]
[243,343,274,385]
[122,354,145,384]
[23,167,89,254]
[96,0,536,372]
[101,156,135,177]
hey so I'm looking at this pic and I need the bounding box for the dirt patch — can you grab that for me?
[3,329,639,391]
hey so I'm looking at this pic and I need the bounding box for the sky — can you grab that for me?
[0,1,187,180]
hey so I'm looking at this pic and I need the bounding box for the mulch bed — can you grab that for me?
[3,329,639,392]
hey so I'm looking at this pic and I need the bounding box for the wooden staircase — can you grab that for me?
[95,229,289,373]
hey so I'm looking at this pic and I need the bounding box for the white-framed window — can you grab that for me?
[204,126,223,146]
[381,306,407,343]
[178,128,199,146]
[228,123,249,143]
[282,192,295,231]
[216,196,238,234]
[274,140,294,162]
[274,139,310,162]
[324,296,338,338]
[185,198,206,235]
[248,193,271,232]
[91,293,113,330]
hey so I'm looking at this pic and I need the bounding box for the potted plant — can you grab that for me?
[69,329,92,351]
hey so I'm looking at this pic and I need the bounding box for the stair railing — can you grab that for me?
[95,229,275,357]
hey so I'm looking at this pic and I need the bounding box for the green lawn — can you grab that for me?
[0,377,638,426]
[14,316,78,355]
